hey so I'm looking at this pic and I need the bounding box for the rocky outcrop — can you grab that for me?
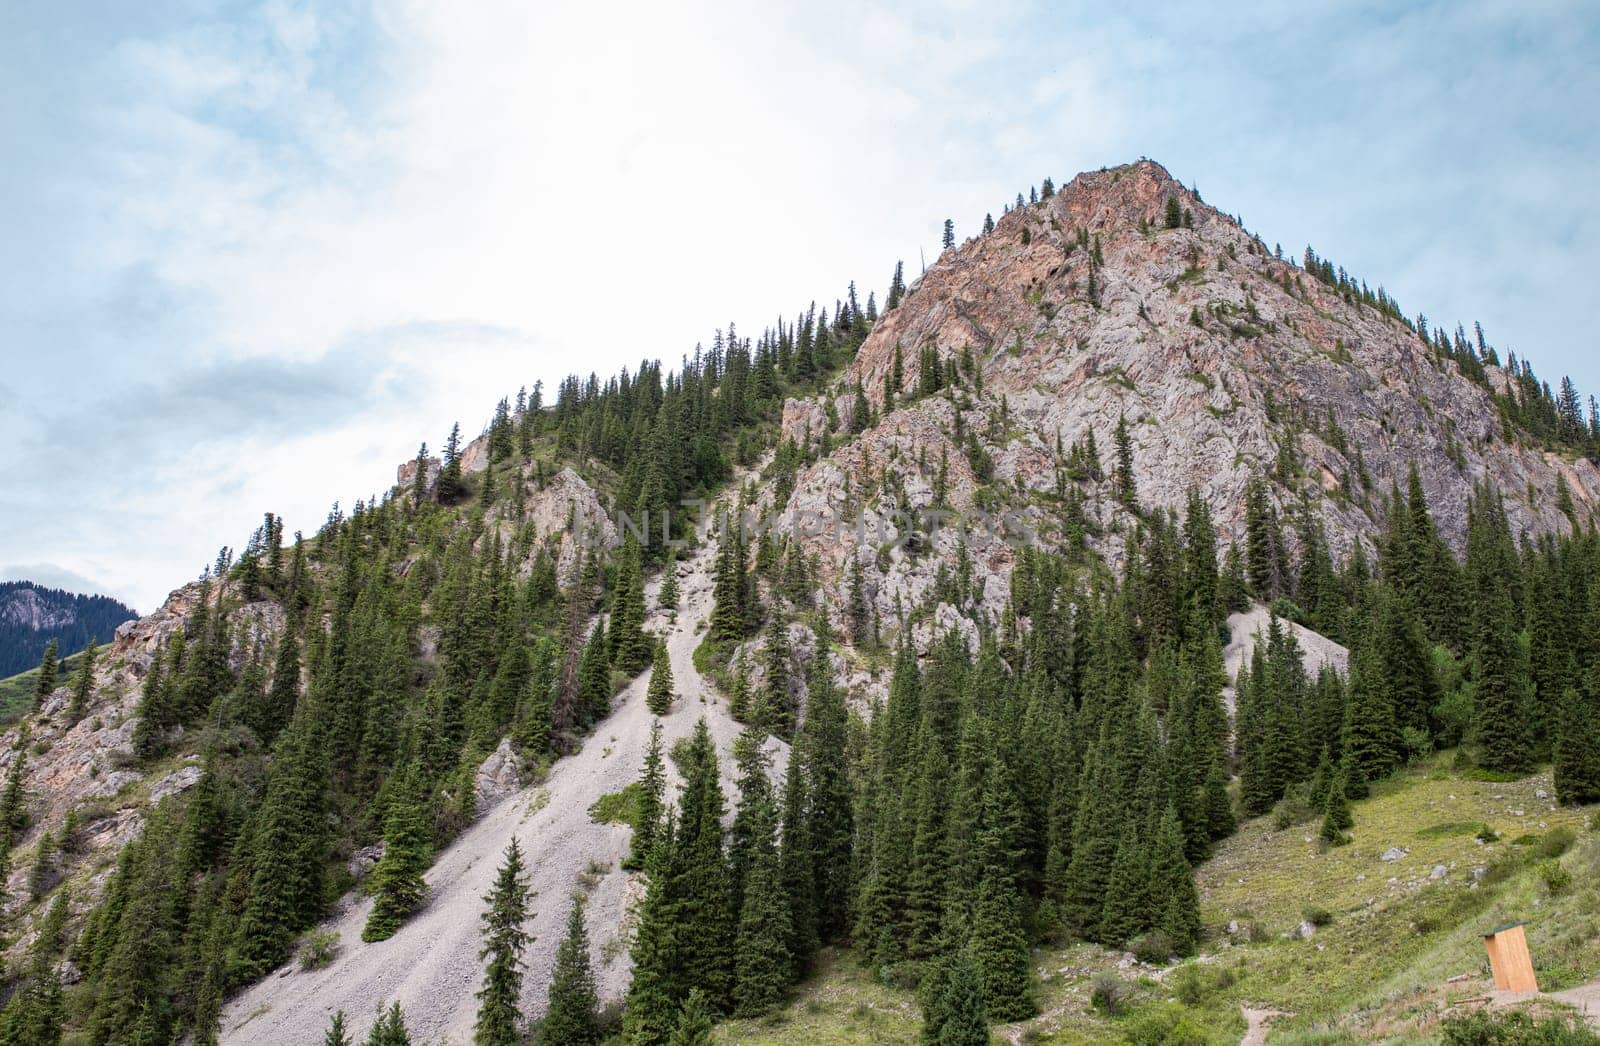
[767,160,1598,653]
[0,581,279,948]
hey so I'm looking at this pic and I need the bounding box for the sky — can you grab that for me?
[2,0,1597,613]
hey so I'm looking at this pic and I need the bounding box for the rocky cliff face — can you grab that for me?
[774,160,1598,641]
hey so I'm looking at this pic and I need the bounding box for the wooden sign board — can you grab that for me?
[1482,922,1538,993]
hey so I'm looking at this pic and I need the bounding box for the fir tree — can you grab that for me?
[366,1002,411,1046]
[363,774,432,942]
[325,1011,352,1046]
[1164,196,1183,229]
[476,839,533,1046]
[541,896,599,1046]
[1113,416,1136,509]
[921,949,989,1046]
[1320,770,1353,843]
[626,722,666,870]
[657,552,680,612]
[31,639,58,711]
[1553,687,1600,805]
[65,637,98,725]
[666,990,713,1046]
[732,741,792,1017]
[647,643,674,717]
[1150,805,1202,954]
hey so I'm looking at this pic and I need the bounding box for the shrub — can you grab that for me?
[1169,963,1236,1006]
[1302,906,1335,928]
[1476,824,1501,844]
[1538,860,1573,896]
[877,961,923,991]
[1532,828,1577,861]
[1132,931,1175,965]
[1090,972,1130,1016]
[298,929,340,970]
[1123,1003,1210,1046]
[1272,783,1319,830]
[1440,1008,1598,1044]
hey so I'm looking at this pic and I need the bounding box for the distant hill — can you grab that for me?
[0,580,137,677]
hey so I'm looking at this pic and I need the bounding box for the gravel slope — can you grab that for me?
[221,536,745,1044]
[1221,603,1349,717]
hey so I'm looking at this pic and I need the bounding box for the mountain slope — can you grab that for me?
[774,161,1597,637]
[0,581,137,678]
[222,533,755,1043]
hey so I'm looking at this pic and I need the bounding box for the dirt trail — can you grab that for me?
[221,534,745,1044]
[1549,981,1600,1028]
[1239,1005,1292,1045]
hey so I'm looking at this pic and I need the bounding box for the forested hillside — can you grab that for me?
[0,583,136,678]
[1,161,1598,1045]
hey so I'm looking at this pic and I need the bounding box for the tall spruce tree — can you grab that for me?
[476,840,533,1046]
[363,773,432,942]
[646,643,674,716]
[31,639,58,711]
[541,895,599,1046]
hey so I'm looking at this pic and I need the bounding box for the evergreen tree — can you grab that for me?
[31,639,58,711]
[732,741,792,1017]
[1113,416,1136,509]
[476,839,533,1046]
[1553,687,1600,805]
[65,637,98,725]
[364,774,432,942]
[0,889,68,1045]
[658,552,680,612]
[666,990,713,1046]
[921,949,989,1046]
[438,423,466,502]
[325,1011,352,1046]
[1150,805,1201,954]
[366,1002,411,1046]
[626,722,666,870]
[647,643,674,716]
[942,219,955,251]
[541,896,599,1046]
[1320,770,1353,843]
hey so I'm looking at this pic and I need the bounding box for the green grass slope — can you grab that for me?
[715,754,1600,1044]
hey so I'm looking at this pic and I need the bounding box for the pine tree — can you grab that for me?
[1320,770,1353,843]
[942,219,955,251]
[1164,196,1183,229]
[31,639,58,711]
[666,990,713,1046]
[476,839,533,1046]
[622,818,681,1045]
[626,722,666,870]
[0,888,68,1045]
[733,747,792,1017]
[1150,805,1201,954]
[799,625,854,942]
[27,828,56,900]
[846,556,870,647]
[921,949,989,1046]
[366,1002,411,1046]
[325,1011,352,1046]
[364,774,432,942]
[1553,687,1600,805]
[647,643,674,716]
[1113,416,1136,509]
[65,637,98,725]
[541,896,599,1046]
[658,552,680,612]
[438,423,466,502]
[763,613,792,735]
